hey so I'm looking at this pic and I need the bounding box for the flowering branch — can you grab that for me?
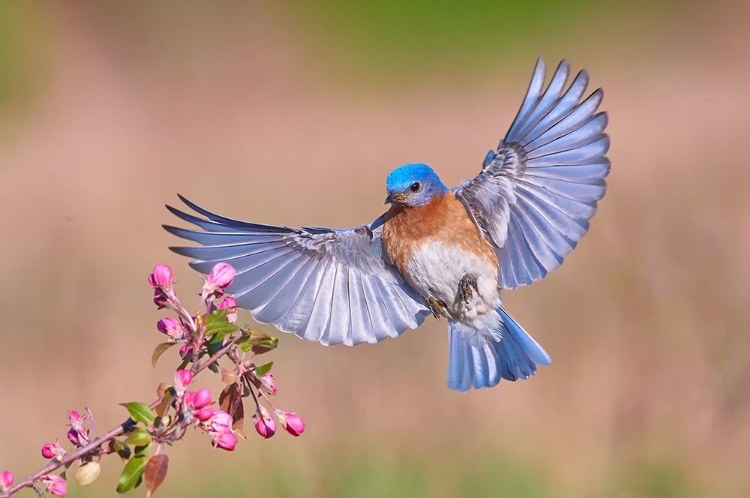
[0,263,304,497]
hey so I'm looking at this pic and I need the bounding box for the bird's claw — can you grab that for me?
[458,274,478,304]
[427,297,448,321]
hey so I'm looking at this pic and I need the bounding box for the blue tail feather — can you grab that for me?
[447,306,551,392]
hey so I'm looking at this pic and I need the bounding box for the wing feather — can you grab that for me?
[165,198,428,345]
[454,58,610,289]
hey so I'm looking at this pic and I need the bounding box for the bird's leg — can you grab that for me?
[458,274,478,304]
[426,296,448,321]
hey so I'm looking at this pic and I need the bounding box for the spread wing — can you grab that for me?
[455,58,610,289]
[164,195,429,346]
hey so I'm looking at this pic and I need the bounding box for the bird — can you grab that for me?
[164,58,610,392]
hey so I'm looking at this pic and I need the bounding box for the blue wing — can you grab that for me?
[165,195,429,346]
[455,58,610,289]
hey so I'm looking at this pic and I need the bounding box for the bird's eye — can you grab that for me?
[410,182,421,192]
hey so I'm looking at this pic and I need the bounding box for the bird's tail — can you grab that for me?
[447,305,551,392]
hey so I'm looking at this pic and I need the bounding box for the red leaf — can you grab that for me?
[219,384,245,437]
[144,454,169,498]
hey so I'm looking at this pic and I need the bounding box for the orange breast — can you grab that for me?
[381,192,498,275]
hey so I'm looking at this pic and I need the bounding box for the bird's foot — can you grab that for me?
[458,274,478,304]
[427,297,449,321]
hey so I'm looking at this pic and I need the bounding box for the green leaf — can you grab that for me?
[151,342,175,368]
[144,454,169,498]
[205,308,228,325]
[255,362,274,377]
[206,331,224,356]
[121,402,156,425]
[134,444,151,457]
[248,327,271,340]
[111,440,131,461]
[239,328,271,351]
[205,309,239,338]
[125,428,152,447]
[206,321,239,338]
[116,455,148,493]
[251,337,278,355]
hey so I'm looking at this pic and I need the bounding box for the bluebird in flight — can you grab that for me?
[165,58,610,392]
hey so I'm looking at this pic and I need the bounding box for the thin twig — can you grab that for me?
[3,332,244,497]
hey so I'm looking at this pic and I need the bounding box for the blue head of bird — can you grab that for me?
[385,163,447,208]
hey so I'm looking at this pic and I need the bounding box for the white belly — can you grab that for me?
[405,241,501,330]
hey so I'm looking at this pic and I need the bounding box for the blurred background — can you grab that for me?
[1,1,749,496]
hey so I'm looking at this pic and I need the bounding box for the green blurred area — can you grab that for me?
[0,1,748,497]
[282,0,678,83]
[61,453,709,498]
[0,2,39,119]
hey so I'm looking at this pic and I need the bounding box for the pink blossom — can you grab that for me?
[260,373,277,395]
[157,317,185,341]
[254,407,276,439]
[1,470,14,489]
[202,263,236,297]
[208,410,233,433]
[218,296,238,323]
[184,388,213,423]
[194,406,214,422]
[41,475,67,497]
[174,369,193,394]
[148,264,174,290]
[214,431,238,451]
[191,388,212,409]
[276,410,305,437]
[41,439,64,459]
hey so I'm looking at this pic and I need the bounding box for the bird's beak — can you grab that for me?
[385,192,407,205]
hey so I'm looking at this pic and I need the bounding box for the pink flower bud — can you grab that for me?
[191,388,212,409]
[1,470,14,489]
[179,343,190,359]
[260,373,277,395]
[214,431,238,451]
[153,289,167,309]
[157,317,185,341]
[218,296,238,323]
[41,439,64,459]
[184,387,211,410]
[208,263,236,289]
[67,410,84,430]
[174,369,193,394]
[276,410,305,437]
[41,444,55,459]
[209,410,233,434]
[41,475,67,497]
[202,263,236,297]
[148,264,174,290]
[194,406,214,422]
[254,407,276,439]
[66,428,79,446]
